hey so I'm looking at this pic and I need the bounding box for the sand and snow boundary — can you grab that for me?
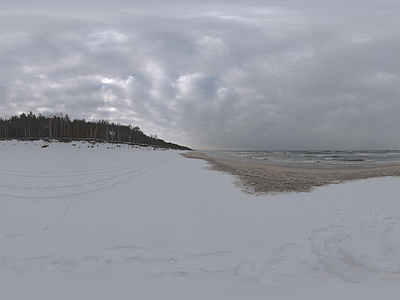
[182,151,400,195]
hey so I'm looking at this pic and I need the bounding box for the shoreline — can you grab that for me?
[201,150,400,169]
[182,151,400,194]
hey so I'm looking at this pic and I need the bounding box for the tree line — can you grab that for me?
[0,112,191,150]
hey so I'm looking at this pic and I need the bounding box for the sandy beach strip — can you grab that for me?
[182,151,400,194]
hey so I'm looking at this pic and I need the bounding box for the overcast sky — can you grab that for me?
[1,0,400,150]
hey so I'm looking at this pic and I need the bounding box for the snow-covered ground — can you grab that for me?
[1,140,400,299]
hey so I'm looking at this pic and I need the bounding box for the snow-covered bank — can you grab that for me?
[1,140,400,299]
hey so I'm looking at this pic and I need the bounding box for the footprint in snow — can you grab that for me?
[5,233,24,238]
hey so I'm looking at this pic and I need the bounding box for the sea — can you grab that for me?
[202,150,400,168]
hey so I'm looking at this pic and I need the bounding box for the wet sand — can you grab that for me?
[182,151,400,194]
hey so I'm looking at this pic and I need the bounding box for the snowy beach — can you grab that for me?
[1,140,400,299]
[183,151,400,194]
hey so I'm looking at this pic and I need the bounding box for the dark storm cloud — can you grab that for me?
[1,0,400,149]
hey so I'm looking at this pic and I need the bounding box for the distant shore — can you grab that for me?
[182,151,400,194]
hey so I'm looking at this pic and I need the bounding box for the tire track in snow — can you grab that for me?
[0,151,172,201]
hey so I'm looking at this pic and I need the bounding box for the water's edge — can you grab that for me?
[202,150,400,169]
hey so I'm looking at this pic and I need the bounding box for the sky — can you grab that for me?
[1,0,400,150]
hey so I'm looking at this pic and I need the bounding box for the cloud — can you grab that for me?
[1,0,400,149]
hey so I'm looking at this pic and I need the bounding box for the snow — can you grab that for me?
[1,140,400,299]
